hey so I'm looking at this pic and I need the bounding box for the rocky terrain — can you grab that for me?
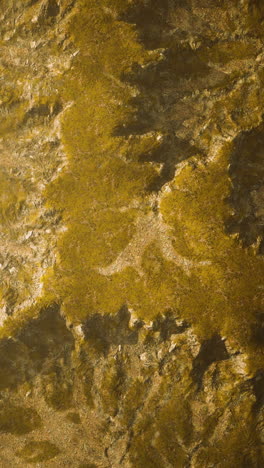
[0,0,264,466]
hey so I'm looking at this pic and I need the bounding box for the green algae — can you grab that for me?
[1,0,263,414]
[129,397,189,468]
[202,40,258,65]
[37,0,264,377]
[0,1,263,465]
[121,378,149,426]
[66,411,81,424]
[160,150,264,370]
[194,410,262,467]
[3,0,264,386]
[101,355,126,416]
[42,370,73,411]
[42,0,161,322]
[0,404,41,435]
[16,440,60,463]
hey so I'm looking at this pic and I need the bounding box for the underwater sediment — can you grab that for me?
[0,0,264,466]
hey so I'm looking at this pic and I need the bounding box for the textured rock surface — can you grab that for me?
[1,0,264,466]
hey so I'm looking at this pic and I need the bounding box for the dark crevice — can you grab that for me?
[250,311,264,347]
[17,304,73,364]
[46,0,60,18]
[226,122,264,250]
[251,370,264,413]
[119,0,172,50]
[0,304,74,391]
[28,0,40,6]
[38,0,60,25]
[82,305,141,355]
[191,334,229,390]
[141,136,203,191]
[60,0,77,21]
[248,0,264,21]
[23,101,63,125]
[152,310,189,341]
